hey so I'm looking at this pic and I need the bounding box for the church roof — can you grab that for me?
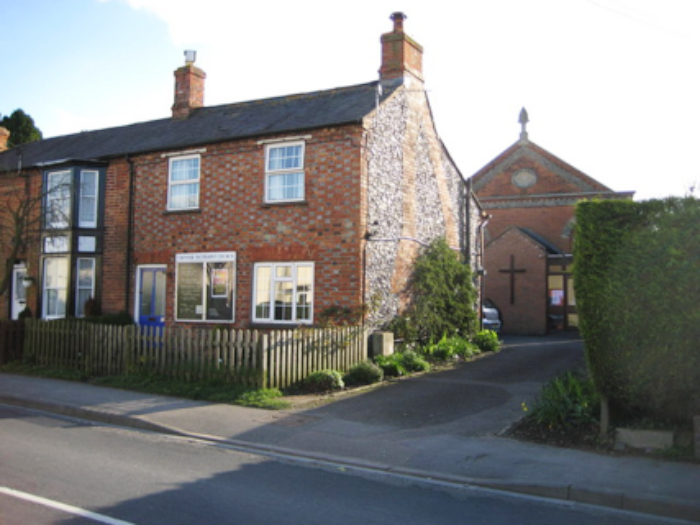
[0,79,400,173]
[469,110,634,202]
[518,227,564,255]
[471,138,620,196]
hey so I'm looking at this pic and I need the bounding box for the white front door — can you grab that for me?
[11,265,27,319]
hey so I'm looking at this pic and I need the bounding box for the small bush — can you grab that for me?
[374,354,407,377]
[526,371,600,430]
[473,330,501,353]
[344,361,384,386]
[400,350,431,372]
[423,335,476,362]
[302,370,344,393]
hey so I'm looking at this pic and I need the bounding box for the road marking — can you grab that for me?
[0,486,134,525]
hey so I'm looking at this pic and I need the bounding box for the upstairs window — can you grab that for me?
[46,171,72,229]
[78,170,99,228]
[265,142,305,203]
[168,155,200,210]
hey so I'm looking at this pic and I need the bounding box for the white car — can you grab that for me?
[482,305,502,333]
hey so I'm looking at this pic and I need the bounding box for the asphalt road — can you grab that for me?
[305,334,587,436]
[0,403,675,525]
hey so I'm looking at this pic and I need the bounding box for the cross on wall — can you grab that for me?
[499,255,526,304]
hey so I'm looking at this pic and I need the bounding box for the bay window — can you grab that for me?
[78,170,98,228]
[42,257,69,319]
[46,171,72,229]
[76,258,96,317]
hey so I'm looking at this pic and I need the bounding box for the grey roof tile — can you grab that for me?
[0,80,399,172]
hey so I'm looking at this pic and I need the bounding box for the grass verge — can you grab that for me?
[0,361,290,410]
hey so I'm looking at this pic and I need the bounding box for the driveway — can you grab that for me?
[305,332,585,437]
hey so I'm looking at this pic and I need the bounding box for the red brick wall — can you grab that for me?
[129,125,366,326]
[485,204,575,253]
[485,228,547,335]
[102,159,131,314]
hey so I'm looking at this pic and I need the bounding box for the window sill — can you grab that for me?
[164,208,202,216]
[249,322,313,330]
[260,200,308,209]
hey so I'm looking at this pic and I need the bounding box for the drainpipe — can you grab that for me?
[125,156,135,315]
[477,213,491,330]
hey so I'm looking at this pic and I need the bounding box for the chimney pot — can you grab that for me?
[390,12,407,32]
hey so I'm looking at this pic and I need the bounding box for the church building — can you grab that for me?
[470,110,634,335]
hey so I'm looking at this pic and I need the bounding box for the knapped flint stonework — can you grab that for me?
[364,86,469,329]
[365,89,407,327]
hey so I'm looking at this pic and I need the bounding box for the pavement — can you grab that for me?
[1,333,699,522]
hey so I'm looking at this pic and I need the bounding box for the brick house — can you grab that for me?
[0,13,483,329]
[470,109,633,335]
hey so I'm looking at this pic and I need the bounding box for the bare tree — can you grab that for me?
[0,173,69,297]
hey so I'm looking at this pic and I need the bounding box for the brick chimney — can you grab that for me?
[0,127,9,151]
[379,12,424,84]
[172,50,206,119]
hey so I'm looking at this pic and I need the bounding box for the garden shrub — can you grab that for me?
[374,354,407,377]
[526,371,600,430]
[392,238,477,344]
[302,370,344,393]
[423,335,482,362]
[472,330,501,353]
[344,361,384,386]
[400,350,431,372]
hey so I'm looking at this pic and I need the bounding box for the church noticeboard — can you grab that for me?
[175,252,236,322]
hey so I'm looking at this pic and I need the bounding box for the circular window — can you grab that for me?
[512,169,537,189]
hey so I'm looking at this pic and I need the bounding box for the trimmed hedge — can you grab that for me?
[575,198,700,422]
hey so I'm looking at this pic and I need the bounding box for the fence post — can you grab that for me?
[259,332,268,389]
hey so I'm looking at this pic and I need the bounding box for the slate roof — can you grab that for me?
[519,227,564,255]
[0,79,400,173]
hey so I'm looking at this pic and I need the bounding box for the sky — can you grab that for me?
[1,0,698,201]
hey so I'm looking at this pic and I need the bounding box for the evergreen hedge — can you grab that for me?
[574,198,700,423]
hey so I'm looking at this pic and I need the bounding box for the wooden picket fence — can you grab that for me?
[21,319,368,389]
[0,320,24,365]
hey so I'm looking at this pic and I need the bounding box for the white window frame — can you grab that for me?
[42,257,69,320]
[264,141,305,203]
[167,154,201,211]
[78,170,99,228]
[253,262,314,324]
[75,258,96,317]
[46,170,72,229]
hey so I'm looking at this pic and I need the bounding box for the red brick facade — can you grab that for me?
[124,126,367,326]
[486,227,547,335]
